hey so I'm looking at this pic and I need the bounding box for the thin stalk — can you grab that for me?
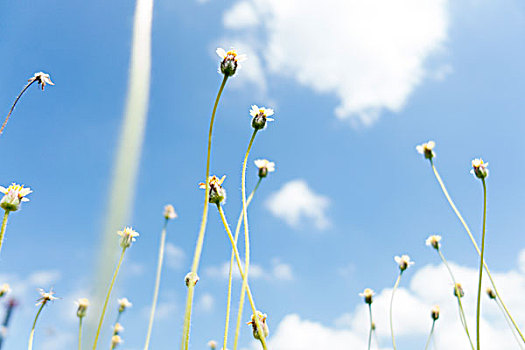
[424,320,436,350]
[0,80,36,136]
[233,130,258,350]
[92,248,127,350]
[181,75,228,350]
[224,178,262,350]
[0,211,9,256]
[78,317,84,350]
[144,219,168,350]
[495,298,524,349]
[367,304,373,350]
[390,271,403,350]
[476,179,487,350]
[27,303,45,350]
[429,160,525,343]
[216,204,268,350]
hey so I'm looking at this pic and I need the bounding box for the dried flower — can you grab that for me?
[185,272,199,287]
[431,305,440,320]
[163,204,177,220]
[28,72,54,91]
[118,298,132,313]
[359,288,374,304]
[0,284,10,298]
[76,298,89,318]
[207,340,218,349]
[250,105,275,130]
[0,183,32,212]
[254,159,275,178]
[486,288,497,300]
[471,158,489,179]
[248,311,269,340]
[36,288,58,306]
[117,227,139,249]
[394,255,414,272]
[199,175,227,204]
[416,141,435,160]
[113,322,124,334]
[425,235,442,250]
[216,48,246,77]
[111,335,122,348]
[453,283,465,298]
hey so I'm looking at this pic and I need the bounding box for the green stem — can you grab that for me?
[1,80,36,136]
[0,211,9,256]
[78,317,83,350]
[495,298,525,349]
[476,179,487,350]
[216,204,268,350]
[429,160,525,343]
[28,303,45,350]
[92,248,127,350]
[144,219,168,350]
[367,304,373,350]
[424,320,436,350]
[224,178,262,350]
[181,75,228,350]
[390,271,403,350]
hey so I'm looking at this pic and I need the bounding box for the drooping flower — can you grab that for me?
[117,227,139,249]
[185,272,199,287]
[0,183,32,212]
[216,48,246,77]
[470,158,489,179]
[199,175,227,204]
[254,159,275,178]
[28,72,54,91]
[394,255,414,272]
[76,298,89,318]
[359,288,374,304]
[416,141,435,160]
[250,105,275,130]
[425,235,442,250]
[36,288,58,306]
[163,204,177,220]
[118,298,132,313]
[431,305,440,320]
[247,311,269,340]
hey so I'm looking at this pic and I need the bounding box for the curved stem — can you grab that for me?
[28,303,45,350]
[224,178,262,350]
[390,272,403,350]
[1,80,36,136]
[0,211,9,257]
[181,75,228,350]
[476,179,487,350]
[429,160,525,343]
[78,317,83,350]
[144,219,168,350]
[424,320,436,350]
[495,298,525,349]
[92,248,127,350]
[216,204,268,350]
[367,304,373,350]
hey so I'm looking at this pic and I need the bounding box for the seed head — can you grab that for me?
[185,272,199,287]
[76,298,89,318]
[425,235,442,250]
[254,159,275,178]
[250,105,275,130]
[471,158,489,179]
[431,305,440,320]
[359,288,374,304]
[117,227,139,248]
[28,72,54,91]
[117,298,132,313]
[394,255,414,272]
[199,175,227,204]
[0,183,32,212]
[247,311,269,340]
[216,48,246,77]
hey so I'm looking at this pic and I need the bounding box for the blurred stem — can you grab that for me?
[225,178,262,350]
[390,271,403,350]
[429,160,525,343]
[78,317,84,350]
[424,320,436,350]
[144,219,169,350]
[216,203,268,350]
[92,248,127,350]
[367,304,373,350]
[181,75,228,350]
[476,179,487,350]
[0,80,36,136]
[0,211,9,256]
[27,303,44,350]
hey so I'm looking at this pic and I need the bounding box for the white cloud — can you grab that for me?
[198,293,215,312]
[222,0,449,126]
[266,179,330,230]
[205,259,293,281]
[165,242,185,270]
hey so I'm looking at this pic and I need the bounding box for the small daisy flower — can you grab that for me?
[185,272,199,287]
[431,305,440,320]
[117,227,139,249]
[163,204,177,220]
[359,288,374,304]
[0,284,10,298]
[0,183,32,212]
[394,255,414,272]
[250,105,275,130]
[247,311,269,340]
[207,340,218,349]
[36,288,58,306]
[416,141,435,160]
[425,235,442,250]
[453,283,465,298]
[199,175,227,204]
[111,335,122,348]
[118,298,132,313]
[216,48,246,77]
[470,158,489,179]
[113,322,124,334]
[486,288,496,300]
[76,298,89,318]
[28,72,54,91]
[254,159,275,178]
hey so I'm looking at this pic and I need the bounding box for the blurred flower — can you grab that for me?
[118,298,132,313]
[0,183,32,212]
[394,255,414,272]
[113,322,124,334]
[248,311,269,340]
[431,305,440,320]
[425,235,442,250]
[199,175,227,204]
[185,272,199,287]
[28,72,54,91]
[416,141,435,160]
[250,105,275,130]
[453,283,465,298]
[163,204,177,220]
[111,335,122,348]
[76,298,89,318]
[36,288,58,306]
[0,284,10,298]
[216,48,246,77]
[117,227,139,249]
[471,158,489,179]
[254,159,275,178]
[207,340,218,349]
[486,288,496,300]
[359,288,374,304]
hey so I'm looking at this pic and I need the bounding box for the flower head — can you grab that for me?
[359,288,374,304]
[118,298,132,313]
[254,159,275,178]
[216,48,246,77]
[0,284,10,298]
[425,235,442,250]
[36,288,58,306]
[163,204,177,220]
[431,305,440,321]
[113,322,124,334]
[29,72,54,91]
[199,175,227,204]
[486,288,496,300]
[471,158,489,179]
[394,255,414,272]
[453,283,465,298]
[76,298,89,318]
[117,227,139,249]
[0,183,32,212]
[247,311,269,340]
[111,335,122,348]
[416,141,435,160]
[250,105,275,130]
[185,272,199,287]
[207,340,218,349]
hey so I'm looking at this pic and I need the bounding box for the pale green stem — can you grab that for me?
[78,317,84,350]
[367,304,373,350]
[144,219,169,350]
[390,271,403,350]
[181,75,228,350]
[92,248,127,350]
[476,179,487,350]
[0,211,9,256]
[429,160,525,343]
[224,178,262,350]
[424,320,436,350]
[28,303,45,350]
[216,204,268,350]
[495,298,525,349]
[233,130,258,350]
[437,249,475,349]
[0,80,36,136]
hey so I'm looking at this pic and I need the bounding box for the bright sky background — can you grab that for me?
[1,0,525,349]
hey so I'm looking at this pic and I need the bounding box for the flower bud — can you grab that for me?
[207,340,218,349]
[199,175,227,204]
[76,298,89,318]
[453,283,465,298]
[425,235,442,250]
[486,288,496,300]
[248,311,269,340]
[471,158,489,179]
[254,159,275,178]
[431,305,440,320]
[359,288,374,305]
[394,255,414,272]
[0,284,10,298]
[163,204,177,220]
[416,141,435,160]
[117,298,132,313]
[111,335,122,348]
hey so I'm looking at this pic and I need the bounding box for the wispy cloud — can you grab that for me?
[205,259,294,281]
[165,242,185,270]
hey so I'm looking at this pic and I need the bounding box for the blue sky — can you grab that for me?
[1,0,525,349]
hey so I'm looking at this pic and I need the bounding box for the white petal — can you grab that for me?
[216,48,226,59]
